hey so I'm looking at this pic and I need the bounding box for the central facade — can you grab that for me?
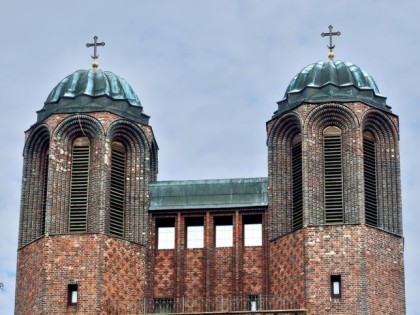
[15,55,405,314]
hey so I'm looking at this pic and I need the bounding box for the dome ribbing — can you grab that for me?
[274,60,390,117]
[37,69,149,124]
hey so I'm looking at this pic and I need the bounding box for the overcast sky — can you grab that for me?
[0,1,419,314]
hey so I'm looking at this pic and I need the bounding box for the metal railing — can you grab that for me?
[103,295,306,315]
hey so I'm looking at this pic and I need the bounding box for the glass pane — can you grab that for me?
[158,227,175,249]
[71,290,78,303]
[333,281,340,295]
[244,223,262,246]
[187,225,204,248]
[215,225,233,247]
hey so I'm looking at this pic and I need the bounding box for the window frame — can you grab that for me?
[330,275,342,299]
[214,216,233,248]
[67,284,78,306]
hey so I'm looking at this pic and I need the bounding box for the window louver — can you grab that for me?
[69,137,90,232]
[324,133,343,223]
[110,142,125,237]
[364,137,378,226]
[41,153,49,234]
[292,139,303,230]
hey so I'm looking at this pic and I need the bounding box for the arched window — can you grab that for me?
[323,126,343,223]
[110,141,126,237]
[69,137,90,232]
[363,131,378,227]
[292,133,303,230]
[40,151,49,235]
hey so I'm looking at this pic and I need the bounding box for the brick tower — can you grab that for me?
[15,58,158,313]
[267,55,405,313]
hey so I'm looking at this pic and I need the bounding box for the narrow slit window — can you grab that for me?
[41,152,49,235]
[68,284,78,306]
[330,275,342,298]
[323,127,343,223]
[110,141,126,237]
[292,134,303,230]
[69,137,90,232]
[248,295,259,311]
[157,218,175,249]
[363,132,378,227]
[215,216,233,247]
[186,217,204,249]
[243,215,262,246]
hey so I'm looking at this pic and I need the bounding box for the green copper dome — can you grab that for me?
[274,60,390,117]
[37,69,149,124]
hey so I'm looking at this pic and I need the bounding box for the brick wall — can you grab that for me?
[365,227,405,314]
[151,210,268,312]
[269,230,305,309]
[267,102,402,238]
[15,238,46,315]
[16,234,147,315]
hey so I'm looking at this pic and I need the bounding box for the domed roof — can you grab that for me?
[37,69,149,124]
[274,60,390,117]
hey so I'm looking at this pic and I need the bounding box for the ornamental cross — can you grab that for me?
[321,25,341,53]
[86,36,105,59]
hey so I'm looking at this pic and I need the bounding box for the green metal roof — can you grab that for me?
[149,177,268,211]
[274,60,390,117]
[37,69,149,124]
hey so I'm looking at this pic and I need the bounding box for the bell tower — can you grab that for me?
[267,27,405,314]
[15,38,158,314]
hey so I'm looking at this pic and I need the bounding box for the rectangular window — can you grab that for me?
[154,298,174,313]
[330,275,342,298]
[243,215,262,246]
[156,218,175,249]
[248,295,259,311]
[68,284,78,306]
[186,217,204,249]
[215,216,233,247]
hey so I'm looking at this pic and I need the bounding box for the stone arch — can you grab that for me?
[362,109,402,234]
[267,112,302,239]
[304,103,362,225]
[106,120,151,244]
[20,124,51,247]
[48,115,106,234]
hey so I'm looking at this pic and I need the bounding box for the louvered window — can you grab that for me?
[69,137,90,232]
[323,127,343,223]
[364,132,378,226]
[110,141,126,237]
[292,134,303,230]
[41,153,49,234]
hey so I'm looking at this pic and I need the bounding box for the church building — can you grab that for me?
[15,30,405,314]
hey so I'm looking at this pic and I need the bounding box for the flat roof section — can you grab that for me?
[149,177,268,211]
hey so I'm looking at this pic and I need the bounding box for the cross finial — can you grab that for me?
[321,25,341,59]
[86,36,105,69]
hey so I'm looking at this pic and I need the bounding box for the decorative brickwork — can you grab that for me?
[365,227,405,314]
[269,230,305,308]
[16,234,147,315]
[267,102,402,237]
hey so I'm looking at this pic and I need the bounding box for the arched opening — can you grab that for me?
[363,131,378,227]
[110,141,126,237]
[69,136,90,232]
[323,126,343,223]
[40,150,49,234]
[291,133,303,230]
